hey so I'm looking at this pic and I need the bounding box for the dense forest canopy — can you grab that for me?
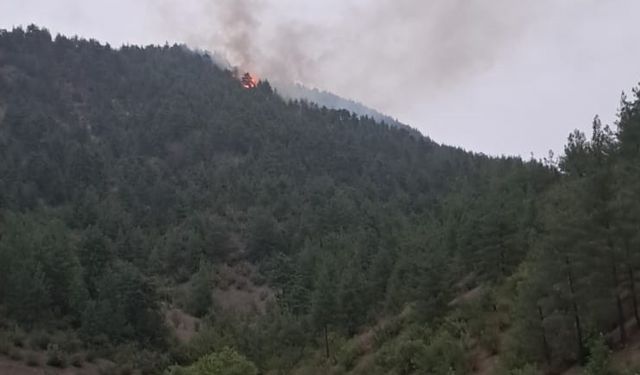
[271,81,412,131]
[0,26,639,375]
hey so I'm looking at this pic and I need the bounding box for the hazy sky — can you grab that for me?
[2,0,639,157]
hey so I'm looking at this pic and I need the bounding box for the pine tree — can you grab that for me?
[188,260,215,317]
[311,262,338,359]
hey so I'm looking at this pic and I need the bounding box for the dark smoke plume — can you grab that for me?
[154,0,548,114]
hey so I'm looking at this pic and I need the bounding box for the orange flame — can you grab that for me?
[241,72,258,89]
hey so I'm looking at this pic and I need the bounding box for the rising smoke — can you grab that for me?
[154,0,548,114]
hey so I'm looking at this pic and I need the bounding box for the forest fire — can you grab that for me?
[241,72,258,89]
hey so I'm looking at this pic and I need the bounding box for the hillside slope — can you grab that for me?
[1,26,639,375]
[272,80,414,132]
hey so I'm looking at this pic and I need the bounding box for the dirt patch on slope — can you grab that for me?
[212,262,276,314]
[166,307,201,343]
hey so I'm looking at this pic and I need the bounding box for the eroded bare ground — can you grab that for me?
[165,307,201,343]
[163,261,276,345]
[212,262,276,315]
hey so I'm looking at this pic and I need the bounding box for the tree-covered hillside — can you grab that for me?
[272,81,412,131]
[0,26,638,375]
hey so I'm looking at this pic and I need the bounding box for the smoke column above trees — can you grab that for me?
[154,0,548,112]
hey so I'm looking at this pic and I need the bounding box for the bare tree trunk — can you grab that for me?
[499,243,506,277]
[565,256,586,364]
[625,238,640,326]
[324,324,330,359]
[608,235,626,345]
[538,305,551,366]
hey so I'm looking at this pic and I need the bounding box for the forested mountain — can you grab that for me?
[0,26,639,375]
[271,81,413,131]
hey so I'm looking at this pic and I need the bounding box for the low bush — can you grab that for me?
[584,336,613,375]
[236,278,248,291]
[8,347,23,361]
[45,344,67,368]
[25,352,40,367]
[251,273,267,286]
[9,327,26,348]
[28,331,51,350]
[118,364,134,375]
[0,334,11,355]
[259,290,269,301]
[70,353,84,367]
[336,340,365,370]
[98,362,118,375]
[58,336,83,353]
[85,350,98,363]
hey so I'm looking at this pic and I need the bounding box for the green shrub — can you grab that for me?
[251,273,267,286]
[479,328,500,355]
[118,364,134,375]
[98,362,118,375]
[0,334,11,355]
[336,340,365,370]
[165,366,194,375]
[259,290,269,301]
[236,278,248,291]
[188,261,215,317]
[45,344,67,368]
[9,327,26,348]
[169,310,182,328]
[619,368,640,375]
[132,350,171,375]
[25,352,40,367]
[167,347,258,375]
[8,347,23,361]
[372,318,403,349]
[374,334,426,373]
[418,329,468,375]
[70,353,84,367]
[511,364,540,375]
[584,336,613,375]
[85,350,98,363]
[57,334,83,353]
[28,331,51,350]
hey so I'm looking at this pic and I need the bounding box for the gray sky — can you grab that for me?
[1,0,639,157]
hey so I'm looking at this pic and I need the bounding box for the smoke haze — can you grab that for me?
[156,0,547,112]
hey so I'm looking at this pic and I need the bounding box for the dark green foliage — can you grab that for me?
[25,352,40,367]
[583,336,613,375]
[246,209,286,261]
[0,213,86,324]
[0,25,546,333]
[503,88,640,371]
[0,334,10,355]
[80,261,165,346]
[8,347,23,361]
[45,344,67,368]
[187,260,215,317]
[374,325,468,375]
[28,331,51,351]
[167,347,258,375]
[2,25,640,374]
[70,353,84,367]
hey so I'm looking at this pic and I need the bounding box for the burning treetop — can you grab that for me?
[241,72,258,89]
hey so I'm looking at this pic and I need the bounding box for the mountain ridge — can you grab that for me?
[1,25,639,375]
